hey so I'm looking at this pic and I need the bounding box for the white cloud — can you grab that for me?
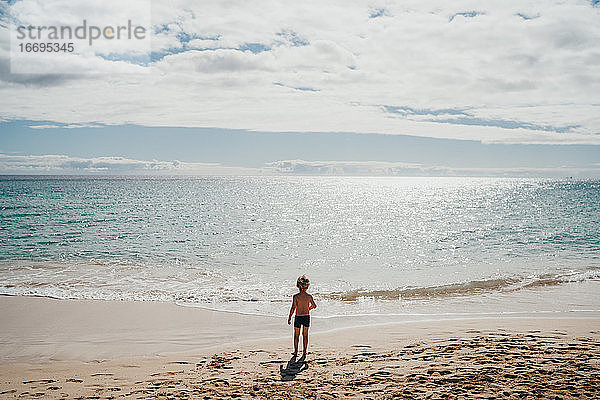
[7,0,151,74]
[0,0,599,144]
[0,154,258,175]
[28,123,102,129]
[266,159,600,178]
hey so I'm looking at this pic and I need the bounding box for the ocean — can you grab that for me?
[1,176,599,323]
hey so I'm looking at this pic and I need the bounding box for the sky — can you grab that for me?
[0,0,599,176]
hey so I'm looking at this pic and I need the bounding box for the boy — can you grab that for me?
[287,275,317,358]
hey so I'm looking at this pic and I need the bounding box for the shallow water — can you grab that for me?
[1,175,599,318]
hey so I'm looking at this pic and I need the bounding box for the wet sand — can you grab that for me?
[0,296,598,399]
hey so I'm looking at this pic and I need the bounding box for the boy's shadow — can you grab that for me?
[279,354,308,381]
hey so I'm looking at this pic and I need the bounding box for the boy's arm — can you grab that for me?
[309,295,317,310]
[288,296,296,325]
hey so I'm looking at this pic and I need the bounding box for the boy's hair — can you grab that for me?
[296,275,310,290]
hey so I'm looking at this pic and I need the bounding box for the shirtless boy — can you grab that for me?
[287,275,317,358]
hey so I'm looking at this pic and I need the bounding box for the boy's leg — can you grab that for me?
[302,326,309,355]
[293,327,300,355]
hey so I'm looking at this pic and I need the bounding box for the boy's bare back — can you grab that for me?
[293,292,316,316]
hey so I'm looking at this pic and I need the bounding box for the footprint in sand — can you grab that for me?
[23,379,56,384]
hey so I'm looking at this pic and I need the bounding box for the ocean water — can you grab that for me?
[1,176,599,321]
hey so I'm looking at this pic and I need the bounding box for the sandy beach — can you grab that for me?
[0,296,598,399]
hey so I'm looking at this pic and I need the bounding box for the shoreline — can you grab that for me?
[2,265,599,322]
[1,295,598,399]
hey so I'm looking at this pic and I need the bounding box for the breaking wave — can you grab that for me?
[321,269,600,301]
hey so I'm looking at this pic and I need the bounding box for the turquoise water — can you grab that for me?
[1,176,599,318]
